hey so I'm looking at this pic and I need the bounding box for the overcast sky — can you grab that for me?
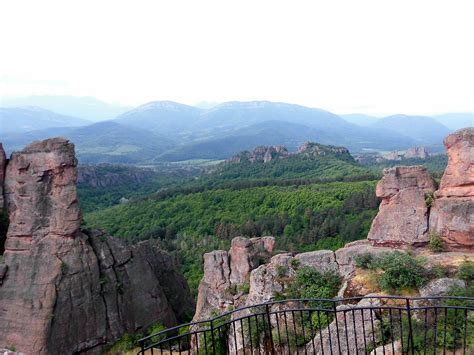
[1,0,473,115]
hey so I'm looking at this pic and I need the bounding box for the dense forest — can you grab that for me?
[85,181,378,293]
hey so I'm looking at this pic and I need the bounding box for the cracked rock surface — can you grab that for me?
[0,138,194,354]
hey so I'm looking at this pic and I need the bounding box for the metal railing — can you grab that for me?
[138,296,473,354]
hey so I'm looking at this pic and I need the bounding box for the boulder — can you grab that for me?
[429,128,474,250]
[367,166,437,248]
[294,250,338,273]
[418,278,466,298]
[0,138,194,354]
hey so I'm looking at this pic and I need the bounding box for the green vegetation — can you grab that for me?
[285,267,341,301]
[105,322,166,354]
[77,164,198,213]
[355,252,427,292]
[213,149,371,181]
[457,260,474,282]
[428,232,444,253]
[85,181,378,293]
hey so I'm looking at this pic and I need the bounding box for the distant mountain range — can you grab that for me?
[0,107,90,133]
[1,95,131,121]
[0,98,472,164]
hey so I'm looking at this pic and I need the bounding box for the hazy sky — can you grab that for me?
[1,0,473,115]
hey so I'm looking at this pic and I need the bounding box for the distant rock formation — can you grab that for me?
[404,146,430,159]
[429,128,474,250]
[0,138,194,354]
[228,146,289,163]
[367,166,437,248]
[357,146,431,164]
[227,142,354,164]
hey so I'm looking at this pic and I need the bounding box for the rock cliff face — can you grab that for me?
[193,237,274,321]
[0,143,6,209]
[429,128,474,250]
[404,146,430,159]
[228,146,289,163]
[367,166,437,248]
[0,138,194,354]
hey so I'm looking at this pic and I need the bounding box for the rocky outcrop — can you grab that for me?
[405,147,430,159]
[228,146,289,164]
[367,166,437,248]
[384,147,430,161]
[0,138,194,354]
[429,128,474,250]
[193,236,275,322]
[229,236,274,284]
[0,143,5,209]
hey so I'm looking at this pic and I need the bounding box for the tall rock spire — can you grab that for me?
[429,128,474,250]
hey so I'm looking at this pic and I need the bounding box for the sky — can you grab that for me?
[1,0,473,116]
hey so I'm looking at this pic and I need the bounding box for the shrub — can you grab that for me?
[276,265,288,279]
[286,266,341,301]
[290,258,300,269]
[457,261,474,282]
[376,252,427,292]
[354,252,376,269]
[428,232,444,253]
[238,282,250,294]
[424,191,434,207]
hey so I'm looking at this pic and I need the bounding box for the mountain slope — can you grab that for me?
[371,115,450,145]
[158,119,418,161]
[1,95,131,121]
[0,121,176,164]
[114,101,203,138]
[433,113,473,130]
[0,107,90,133]
[341,114,380,126]
[68,121,175,163]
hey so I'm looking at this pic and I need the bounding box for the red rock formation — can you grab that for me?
[0,138,194,354]
[367,166,437,248]
[429,128,474,250]
[0,143,5,209]
[193,237,275,323]
[229,236,274,284]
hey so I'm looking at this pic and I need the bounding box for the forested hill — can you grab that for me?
[207,142,373,182]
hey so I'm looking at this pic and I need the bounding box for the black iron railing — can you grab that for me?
[138,296,473,354]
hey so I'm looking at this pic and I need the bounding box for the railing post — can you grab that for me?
[265,303,276,354]
[138,339,144,355]
[210,319,217,355]
[333,301,342,355]
[405,298,415,355]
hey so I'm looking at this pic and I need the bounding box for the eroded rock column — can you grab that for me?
[429,128,474,250]
[367,166,437,248]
